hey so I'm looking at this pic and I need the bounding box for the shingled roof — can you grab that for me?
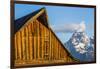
[14,7,48,33]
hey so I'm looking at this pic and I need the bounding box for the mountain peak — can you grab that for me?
[64,31,94,61]
[70,31,89,53]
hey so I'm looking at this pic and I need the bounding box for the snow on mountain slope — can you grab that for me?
[64,31,94,61]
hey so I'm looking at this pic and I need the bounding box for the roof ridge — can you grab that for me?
[14,7,46,33]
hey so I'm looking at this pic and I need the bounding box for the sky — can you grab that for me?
[15,3,95,43]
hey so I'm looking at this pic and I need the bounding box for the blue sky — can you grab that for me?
[15,4,95,43]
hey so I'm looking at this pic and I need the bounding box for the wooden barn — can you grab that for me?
[14,7,77,67]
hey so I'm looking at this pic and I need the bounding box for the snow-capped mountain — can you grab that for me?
[64,31,94,61]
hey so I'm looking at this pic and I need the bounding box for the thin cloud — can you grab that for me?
[51,21,86,33]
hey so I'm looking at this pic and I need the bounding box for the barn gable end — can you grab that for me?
[14,8,78,67]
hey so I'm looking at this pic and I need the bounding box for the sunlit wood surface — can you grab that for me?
[14,8,77,67]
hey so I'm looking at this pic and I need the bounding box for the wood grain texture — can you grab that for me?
[14,8,77,67]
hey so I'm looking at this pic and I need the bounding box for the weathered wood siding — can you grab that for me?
[14,13,75,67]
